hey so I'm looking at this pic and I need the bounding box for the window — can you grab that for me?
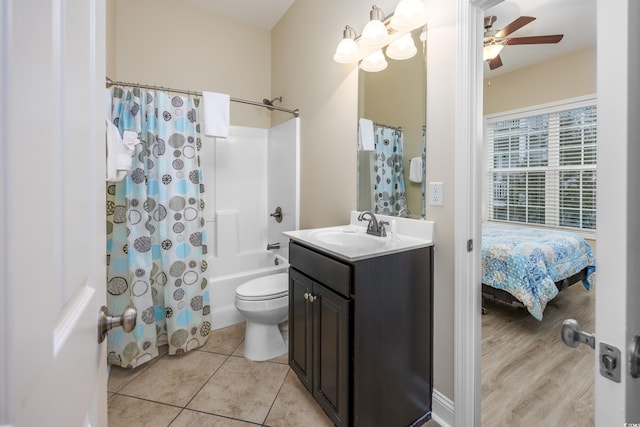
[485,96,597,232]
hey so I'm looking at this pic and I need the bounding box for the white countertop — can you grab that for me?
[283,212,434,261]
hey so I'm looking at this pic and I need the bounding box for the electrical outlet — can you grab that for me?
[429,182,443,206]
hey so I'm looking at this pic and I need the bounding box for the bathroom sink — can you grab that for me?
[309,229,387,249]
[284,221,432,261]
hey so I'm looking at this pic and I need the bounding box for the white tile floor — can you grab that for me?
[107,322,333,427]
[107,321,439,427]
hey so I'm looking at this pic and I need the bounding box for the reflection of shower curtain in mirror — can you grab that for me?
[372,125,407,215]
[106,86,210,369]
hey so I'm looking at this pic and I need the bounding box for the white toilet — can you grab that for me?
[234,273,289,361]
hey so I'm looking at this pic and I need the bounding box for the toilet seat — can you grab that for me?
[236,273,288,301]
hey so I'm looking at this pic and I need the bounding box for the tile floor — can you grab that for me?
[108,322,439,427]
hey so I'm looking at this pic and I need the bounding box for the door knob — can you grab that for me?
[97,305,137,343]
[561,319,595,349]
[631,335,640,379]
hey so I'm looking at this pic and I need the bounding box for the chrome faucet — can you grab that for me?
[357,211,388,237]
[266,242,280,250]
[397,208,410,218]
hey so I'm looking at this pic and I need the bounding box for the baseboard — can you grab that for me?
[432,388,454,427]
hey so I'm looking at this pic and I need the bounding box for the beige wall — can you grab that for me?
[106,0,115,78]
[484,47,596,115]
[111,0,272,128]
[272,0,457,400]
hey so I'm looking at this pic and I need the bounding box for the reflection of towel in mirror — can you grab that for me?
[359,118,375,151]
[106,118,140,182]
[409,157,423,183]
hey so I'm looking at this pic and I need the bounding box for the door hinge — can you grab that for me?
[467,239,473,252]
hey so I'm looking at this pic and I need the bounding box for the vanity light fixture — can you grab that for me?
[360,49,389,72]
[360,6,389,47]
[386,33,417,60]
[333,26,360,63]
[390,0,427,32]
[334,1,427,72]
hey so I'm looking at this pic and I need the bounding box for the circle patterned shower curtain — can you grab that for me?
[106,86,210,368]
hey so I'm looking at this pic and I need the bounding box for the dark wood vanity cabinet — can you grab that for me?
[288,240,433,427]
[289,246,351,427]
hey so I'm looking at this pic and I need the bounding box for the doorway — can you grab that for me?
[479,0,597,424]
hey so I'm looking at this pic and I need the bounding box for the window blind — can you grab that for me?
[485,97,597,232]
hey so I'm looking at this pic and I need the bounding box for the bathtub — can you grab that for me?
[208,251,289,330]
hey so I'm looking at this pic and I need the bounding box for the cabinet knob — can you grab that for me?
[304,292,309,301]
[309,295,316,302]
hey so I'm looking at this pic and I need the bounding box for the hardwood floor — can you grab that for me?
[481,278,596,426]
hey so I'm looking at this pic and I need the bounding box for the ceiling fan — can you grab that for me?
[483,15,564,70]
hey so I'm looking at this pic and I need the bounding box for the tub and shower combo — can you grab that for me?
[200,118,300,339]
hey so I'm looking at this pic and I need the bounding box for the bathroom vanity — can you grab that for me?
[284,216,434,427]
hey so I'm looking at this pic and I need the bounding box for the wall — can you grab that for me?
[272,0,457,402]
[484,47,596,115]
[111,0,272,128]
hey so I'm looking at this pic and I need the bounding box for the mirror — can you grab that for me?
[357,28,427,219]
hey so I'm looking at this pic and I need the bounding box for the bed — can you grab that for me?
[481,223,596,320]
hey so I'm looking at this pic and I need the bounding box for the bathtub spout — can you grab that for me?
[267,242,281,250]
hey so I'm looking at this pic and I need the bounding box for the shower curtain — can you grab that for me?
[106,86,210,368]
[372,125,407,215]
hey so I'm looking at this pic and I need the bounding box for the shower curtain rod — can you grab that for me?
[105,77,300,117]
[374,121,402,131]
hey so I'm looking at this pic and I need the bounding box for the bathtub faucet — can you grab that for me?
[267,242,281,250]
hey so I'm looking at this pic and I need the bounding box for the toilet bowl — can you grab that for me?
[234,273,289,361]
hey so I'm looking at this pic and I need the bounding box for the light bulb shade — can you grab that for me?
[360,49,388,72]
[390,0,427,32]
[361,19,389,47]
[360,7,389,48]
[386,33,417,60]
[334,37,360,63]
[483,43,504,61]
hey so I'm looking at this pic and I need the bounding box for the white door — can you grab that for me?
[454,0,640,425]
[1,1,108,426]
[593,0,640,423]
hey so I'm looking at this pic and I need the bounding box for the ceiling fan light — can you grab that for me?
[386,33,417,60]
[360,6,389,47]
[483,43,504,61]
[360,49,388,72]
[390,0,427,32]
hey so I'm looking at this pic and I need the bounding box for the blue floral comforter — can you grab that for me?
[482,224,596,320]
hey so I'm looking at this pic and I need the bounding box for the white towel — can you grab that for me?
[202,91,230,138]
[359,118,375,151]
[106,119,140,182]
[409,157,423,183]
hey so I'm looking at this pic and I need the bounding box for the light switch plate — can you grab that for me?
[429,182,443,206]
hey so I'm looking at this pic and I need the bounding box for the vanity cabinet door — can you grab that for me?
[313,282,350,427]
[289,269,313,391]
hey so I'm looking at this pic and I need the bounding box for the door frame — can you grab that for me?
[455,0,640,425]
[453,0,501,425]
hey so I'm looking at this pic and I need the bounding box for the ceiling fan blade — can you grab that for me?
[489,55,503,70]
[495,16,536,38]
[506,35,564,45]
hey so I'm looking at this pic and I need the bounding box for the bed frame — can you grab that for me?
[481,267,590,313]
